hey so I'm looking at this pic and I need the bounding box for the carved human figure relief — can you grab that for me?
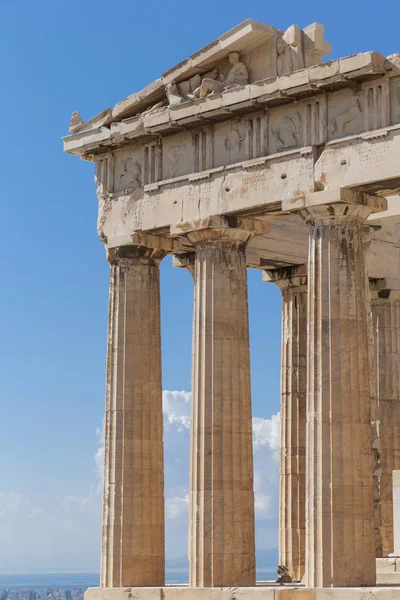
[96,191,112,243]
[194,52,249,98]
[118,156,142,191]
[166,53,249,105]
[224,124,245,153]
[166,143,185,178]
[271,111,301,151]
[328,93,362,136]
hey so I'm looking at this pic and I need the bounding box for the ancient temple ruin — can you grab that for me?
[64,18,400,599]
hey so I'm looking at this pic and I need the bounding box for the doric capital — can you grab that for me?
[170,215,269,248]
[293,188,387,227]
[300,202,376,227]
[262,264,307,292]
[106,244,166,266]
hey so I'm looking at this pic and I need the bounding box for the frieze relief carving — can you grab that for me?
[97,194,112,243]
[270,109,302,152]
[162,132,194,179]
[214,120,247,168]
[95,159,112,242]
[118,156,141,191]
[224,124,246,154]
[328,90,363,139]
[113,149,143,194]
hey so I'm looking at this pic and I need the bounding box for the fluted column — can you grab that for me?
[371,282,400,556]
[186,224,256,588]
[301,201,376,588]
[264,265,307,581]
[101,245,165,588]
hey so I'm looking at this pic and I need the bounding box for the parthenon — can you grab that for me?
[64,18,400,599]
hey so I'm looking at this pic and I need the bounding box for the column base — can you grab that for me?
[377,557,400,584]
[86,586,400,600]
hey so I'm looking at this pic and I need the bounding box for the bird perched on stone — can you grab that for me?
[276,565,292,585]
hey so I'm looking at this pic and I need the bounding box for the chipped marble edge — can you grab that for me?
[64,50,393,148]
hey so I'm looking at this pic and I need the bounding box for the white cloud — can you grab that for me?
[62,495,92,513]
[252,413,280,520]
[0,492,44,520]
[0,492,26,517]
[18,391,278,564]
[252,413,281,452]
[166,494,188,519]
[163,390,191,431]
[162,391,280,528]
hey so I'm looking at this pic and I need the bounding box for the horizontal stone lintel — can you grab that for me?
[63,51,389,157]
[107,233,192,255]
[370,278,400,292]
[170,215,269,237]
[262,264,307,284]
[85,586,400,600]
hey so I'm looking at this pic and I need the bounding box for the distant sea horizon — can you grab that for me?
[0,568,277,589]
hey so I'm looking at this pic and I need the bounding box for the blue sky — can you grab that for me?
[0,0,399,574]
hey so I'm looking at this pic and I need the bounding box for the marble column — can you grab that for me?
[301,203,376,588]
[187,225,256,588]
[371,282,400,556]
[101,245,165,588]
[265,266,307,582]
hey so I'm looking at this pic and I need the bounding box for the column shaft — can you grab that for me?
[302,204,376,587]
[101,246,165,587]
[372,289,400,556]
[188,237,255,587]
[274,268,307,582]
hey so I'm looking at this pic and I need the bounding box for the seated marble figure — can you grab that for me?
[166,52,248,105]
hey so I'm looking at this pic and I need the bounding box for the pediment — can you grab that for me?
[69,18,332,134]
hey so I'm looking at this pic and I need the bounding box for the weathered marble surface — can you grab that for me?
[85,587,400,600]
[184,221,259,587]
[301,202,376,587]
[372,288,400,556]
[101,247,165,587]
[65,16,400,593]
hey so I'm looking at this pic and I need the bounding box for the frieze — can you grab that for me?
[113,149,142,195]
[91,77,400,202]
[327,89,364,140]
[269,105,302,153]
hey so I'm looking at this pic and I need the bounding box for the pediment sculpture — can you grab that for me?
[166,52,249,105]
